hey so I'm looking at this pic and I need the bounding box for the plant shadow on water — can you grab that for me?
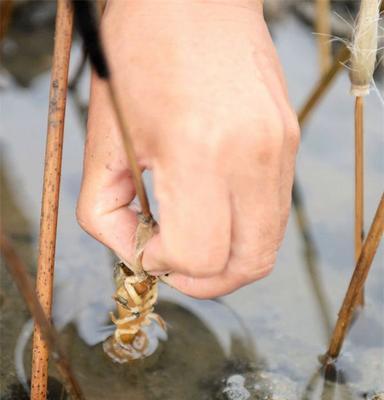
[1,1,383,399]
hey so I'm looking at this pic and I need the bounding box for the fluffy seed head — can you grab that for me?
[349,0,380,96]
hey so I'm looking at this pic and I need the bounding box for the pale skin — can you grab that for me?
[77,0,300,299]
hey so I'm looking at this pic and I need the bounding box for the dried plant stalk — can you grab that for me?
[354,96,364,306]
[349,0,379,306]
[106,83,151,220]
[0,231,85,400]
[31,1,73,398]
[324,193,384,361]
[72,1,151,220]
[103,216,166,363]
[298,44,350,127]
[0,0,13,41]
[315,0,332,75]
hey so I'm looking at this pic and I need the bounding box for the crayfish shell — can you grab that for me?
[103,329,148,363]
[103,215,167,363]
[103,265,167,362]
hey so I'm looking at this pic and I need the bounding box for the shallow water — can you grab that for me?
[1,5,383,400]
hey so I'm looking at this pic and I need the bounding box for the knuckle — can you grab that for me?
[227,116,285,168]
[285,110,300,153]
[280,208,291,232]
[256,114,285,142]
[252,117,285,162]
[235,250,278,284]
[252,263,274,280]
[76,197,97,234]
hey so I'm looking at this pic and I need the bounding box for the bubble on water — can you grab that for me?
[222,374,251,400]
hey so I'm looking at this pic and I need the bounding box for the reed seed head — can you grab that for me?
[349,0,380,96]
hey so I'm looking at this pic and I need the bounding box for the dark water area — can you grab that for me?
[1,2,383,399]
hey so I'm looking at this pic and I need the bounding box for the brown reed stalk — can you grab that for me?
[324,193,384,361]
[0,0,13,41]
[68,1,106,92]
[349,0,380,307]
[354,96,364,306]
[72,1,152,220]
[298,44,350,127]
[31,1,73,399]
[315,0,332,75]
[0,231,85,400]
[106,82,152,220]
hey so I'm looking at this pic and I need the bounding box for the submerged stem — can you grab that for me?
[0,231,85,400]
[325,193,384,360]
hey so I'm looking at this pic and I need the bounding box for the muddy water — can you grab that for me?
[1,5,383,400]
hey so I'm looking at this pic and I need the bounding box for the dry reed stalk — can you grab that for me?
[298,44,350,127]
[315,0,332,75]
[0,0,13,41]
[31,1,73,398]
[349,0,380,307]
[72,0,151,220]
[0,231,85,400]
[68,1,106,92]
[324,193,384,361]
[106,82,152,220]
[354,96,364,306]
[97,0,107,15]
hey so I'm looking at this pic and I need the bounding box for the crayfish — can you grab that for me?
[103,215,166,363]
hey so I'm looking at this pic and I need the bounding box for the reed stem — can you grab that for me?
[31,1,73,398]
[349,0,380,307]
[354,96,364,306]
[298,44,350,127]
[315,0,332,75]
[0,231,85,400]
[71,0,152,220]
[0,0,13,42]
[325,193,384,361]
[106,81,152,220]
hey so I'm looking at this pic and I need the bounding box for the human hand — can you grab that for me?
[77,0,299,298]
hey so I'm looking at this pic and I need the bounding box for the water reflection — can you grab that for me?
[0,152,37,394]
[301,365,358,400]
[52,300,268,400]
[292,181,334,343]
